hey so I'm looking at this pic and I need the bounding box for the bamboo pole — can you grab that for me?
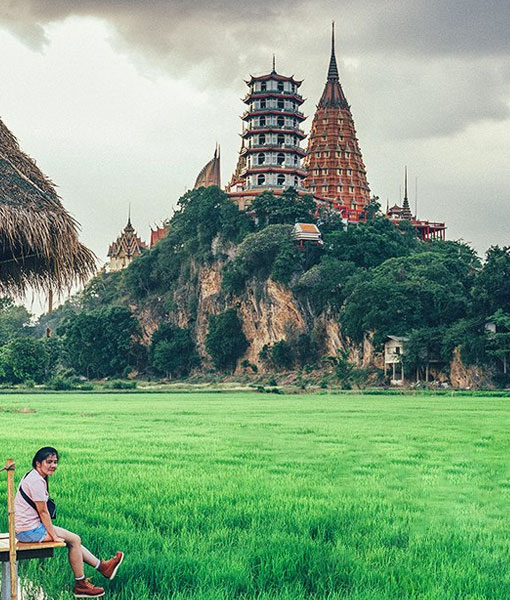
[5,459,17,600]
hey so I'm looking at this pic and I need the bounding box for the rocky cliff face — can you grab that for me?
[133,259,346,372]
[449,347,493,389]
[132,259,480,386]
[193,263,313,370]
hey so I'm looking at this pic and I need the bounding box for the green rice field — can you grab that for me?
[1,392,510,599]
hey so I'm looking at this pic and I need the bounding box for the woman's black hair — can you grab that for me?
[32,447,59,469]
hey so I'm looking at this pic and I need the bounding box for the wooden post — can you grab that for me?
[5,459,17,600]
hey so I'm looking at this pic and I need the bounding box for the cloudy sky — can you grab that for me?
[0,0,509,275]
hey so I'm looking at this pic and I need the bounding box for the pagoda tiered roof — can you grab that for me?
[246,72,302,86]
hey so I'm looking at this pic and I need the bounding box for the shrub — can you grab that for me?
[150,324,199,378]
[271,340,294,369]
[104,380,137,390]
[222,225,294,294]
[46,376,75,391]
[206,309,248,371]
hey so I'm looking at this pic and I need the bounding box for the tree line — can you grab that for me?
[0,186,508,387]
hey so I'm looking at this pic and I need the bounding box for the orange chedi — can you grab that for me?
[302,24,371,221]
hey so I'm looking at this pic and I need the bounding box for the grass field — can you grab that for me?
[1,392,510,599]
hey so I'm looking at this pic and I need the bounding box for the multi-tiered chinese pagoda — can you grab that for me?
[189,28,446,243]
[227,61,308,209]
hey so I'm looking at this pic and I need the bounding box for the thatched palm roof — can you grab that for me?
[0,116,96,295]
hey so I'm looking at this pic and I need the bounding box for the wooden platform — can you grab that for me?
[0,533,65,561]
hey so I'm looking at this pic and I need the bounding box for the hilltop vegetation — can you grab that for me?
[1,186,509,387]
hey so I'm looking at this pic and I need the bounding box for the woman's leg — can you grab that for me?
[45,526,100,578]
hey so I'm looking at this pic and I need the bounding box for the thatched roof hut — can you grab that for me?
[0,116,96,295]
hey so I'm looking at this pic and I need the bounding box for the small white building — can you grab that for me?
[292,223,322,246]
[384,335,408,385]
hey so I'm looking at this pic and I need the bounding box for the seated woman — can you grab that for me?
[14,447,124,598]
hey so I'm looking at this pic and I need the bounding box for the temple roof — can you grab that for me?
[318,23,349,109]
[150,225,169,248]
[107,216,147,260]
[194,146,221,189]
[246,73,302,86]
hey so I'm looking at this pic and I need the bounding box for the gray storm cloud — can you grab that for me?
[2,0,510,58]
[1,0,510,138]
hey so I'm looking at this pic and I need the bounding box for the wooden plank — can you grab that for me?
[0,537,65,561]
[0,548,56,562]
[0,538,65,553]
[6,458,17,600]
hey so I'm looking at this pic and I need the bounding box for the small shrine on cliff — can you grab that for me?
[226,59,308,210]
[106,216,147,272]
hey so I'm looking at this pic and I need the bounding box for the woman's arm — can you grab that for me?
[34,501,63,542]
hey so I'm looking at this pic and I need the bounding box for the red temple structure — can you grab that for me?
[227,59,308,209]
[387,168,446,241]
[150,225,169,247]
[302,23,371,222]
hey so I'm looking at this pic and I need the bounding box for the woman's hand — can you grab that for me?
[52,536,65,543]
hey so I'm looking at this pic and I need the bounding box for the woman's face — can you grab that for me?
[36,454,58,477]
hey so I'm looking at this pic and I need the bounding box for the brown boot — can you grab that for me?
[74,578,105,598]
[98,551,124,580]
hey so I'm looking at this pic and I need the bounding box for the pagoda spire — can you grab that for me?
[327,21,339,81]
[302,25,370,215]
[318,21,348,108]
[126,204,133,230]
[401,166,412,220]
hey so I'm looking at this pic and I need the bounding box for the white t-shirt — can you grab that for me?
[14,469,48,532]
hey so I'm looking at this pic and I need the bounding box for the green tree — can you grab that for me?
[222,225,296,294]
[205,309,248,371]
[150,323,199,377]
[402,327,445,380]
[324,216,419,270]
[0,297,32,345]
[0,337,47,383]
[270,340,294,369]
[43,335,65,379]
[81,271,125,310]
[342,251,472,346]
[486,310,510,375]
[473,246,510,315]
[441,317,487,366]
[58,306,142,378]
[295,257,360,313]
[360,196,382,221]
[251,188,316,226]
[171,186,252,258]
